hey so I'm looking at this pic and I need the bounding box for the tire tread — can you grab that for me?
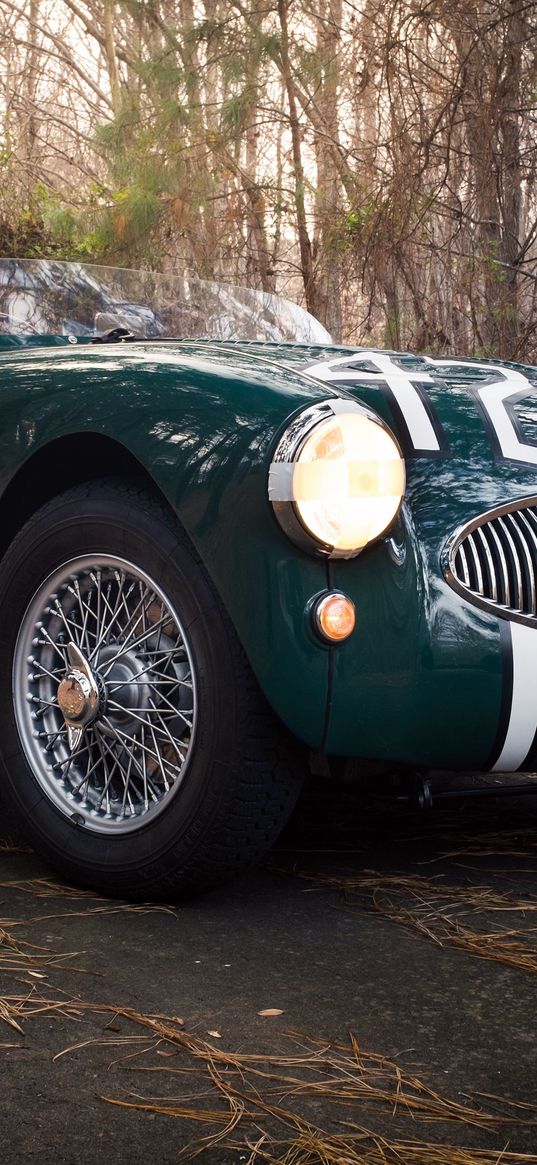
[0,477,304,899]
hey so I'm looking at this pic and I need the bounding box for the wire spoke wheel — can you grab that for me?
[13,554,197,834]
[0,483,303,898]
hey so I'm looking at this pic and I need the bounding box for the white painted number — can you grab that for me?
[304,353,441,454]
[307,352,537,464]
[435,360,537,466]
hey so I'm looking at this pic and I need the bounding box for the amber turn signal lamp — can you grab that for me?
[313,592,356,643]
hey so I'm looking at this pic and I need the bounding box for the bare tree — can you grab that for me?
[1,0,536,356]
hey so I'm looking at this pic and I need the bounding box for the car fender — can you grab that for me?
[0,341,342,749]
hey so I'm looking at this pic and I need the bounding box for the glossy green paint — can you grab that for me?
[2,337,537,769]
[0,341,337,747]
[220,343,537,769]
[328,530,504,767]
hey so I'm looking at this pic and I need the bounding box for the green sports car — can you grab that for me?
[0,258,536,897]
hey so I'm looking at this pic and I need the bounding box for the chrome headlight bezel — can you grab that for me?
[268,399,405,560]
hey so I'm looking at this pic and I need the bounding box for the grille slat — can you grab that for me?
[524,507,537,539]
[506,512,534,614]
[448,500,537,622]
[497,516,524,610]
[486,519,511,607]
[514,510,537,614]
[456,543,471,587]
[465,532,484,594]
[474,526,497,602]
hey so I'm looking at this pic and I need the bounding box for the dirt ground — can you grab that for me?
[2,776,537,1164]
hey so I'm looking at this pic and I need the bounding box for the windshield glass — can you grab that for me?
[0,259,331,344]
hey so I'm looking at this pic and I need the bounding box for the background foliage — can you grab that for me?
[1,0,537,356]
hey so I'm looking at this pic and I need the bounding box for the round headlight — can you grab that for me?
[269,401,405,558]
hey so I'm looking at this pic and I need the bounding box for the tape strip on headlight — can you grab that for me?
[269,400,405,559]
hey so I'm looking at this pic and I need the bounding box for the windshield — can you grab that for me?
[0,259,331,345]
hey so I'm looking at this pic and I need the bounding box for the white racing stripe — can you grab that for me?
[493,621,537,771]
[366,354,440,452]
[434,360,537,465]
[304,353,440,453]
[478,374,537,465]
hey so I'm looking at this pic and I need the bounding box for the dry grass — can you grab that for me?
[0,876,177,934]
[0,874,176,908]
[0,839,32,854]
[0,876,176,1031]
[239,1131,537,1164]
[273,792,537,978]
[275,866,537,977]
[0,989,534,1160]
[0,921,91,1031]
[2,806,537,1160]
[0,877,110,898]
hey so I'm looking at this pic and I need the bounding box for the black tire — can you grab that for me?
[0,480,303,899]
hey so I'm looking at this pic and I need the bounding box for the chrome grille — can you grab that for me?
[446,498,537,622]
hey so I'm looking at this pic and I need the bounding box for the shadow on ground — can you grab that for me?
[2,776,537,1163]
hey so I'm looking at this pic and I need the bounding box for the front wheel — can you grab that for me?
[0,481,303,898]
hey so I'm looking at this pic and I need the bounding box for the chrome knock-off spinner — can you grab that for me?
[57,642,100,750]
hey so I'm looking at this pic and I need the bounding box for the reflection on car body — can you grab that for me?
[0,259,536,899]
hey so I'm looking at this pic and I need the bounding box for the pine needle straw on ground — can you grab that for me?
[2,989,537,1161]
[2,812,537,1161]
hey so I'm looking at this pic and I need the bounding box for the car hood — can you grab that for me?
[223,340,537,528]
[3,334,537,528]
